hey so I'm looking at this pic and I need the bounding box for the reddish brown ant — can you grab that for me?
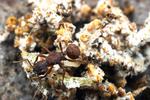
[13,42,81,84]
[13,43,81,99]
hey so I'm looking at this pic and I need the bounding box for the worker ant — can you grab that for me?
[13,43,81,99]
[13,43,81,83]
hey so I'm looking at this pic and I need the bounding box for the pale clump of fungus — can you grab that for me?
[76,0,150,87]
[97,81,134,100]
[28,0,91,24]
[4,0,91,52]
[86,63,104,83]
[6,17,17,32]
[0,17,17,43]
[54,22,76,49]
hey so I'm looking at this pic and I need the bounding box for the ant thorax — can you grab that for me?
[46,52,64,65]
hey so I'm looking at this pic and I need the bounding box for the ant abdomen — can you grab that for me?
[66,44,80,59]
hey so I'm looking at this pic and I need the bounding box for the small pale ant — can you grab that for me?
[13,43,81,99]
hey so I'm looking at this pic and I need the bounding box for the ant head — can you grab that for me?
[66,44,80,59]
[34,61,48,75]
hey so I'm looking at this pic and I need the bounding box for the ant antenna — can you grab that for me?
[41,46,51,54]
[32,89,40,100]
[33,54,46,65]
[13,59,33,68]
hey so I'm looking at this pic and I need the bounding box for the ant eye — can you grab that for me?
[66,44,80,59]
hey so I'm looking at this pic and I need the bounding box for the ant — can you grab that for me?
[13,43,81,99]
[13,42,81,81]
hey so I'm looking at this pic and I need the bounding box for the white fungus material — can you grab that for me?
[76,0,150,86]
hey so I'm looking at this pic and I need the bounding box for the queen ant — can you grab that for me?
[13,43,82,99]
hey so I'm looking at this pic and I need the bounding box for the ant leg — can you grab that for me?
[32,77,42,100]
[59,64,66,87]
[31,76,42,100]
[62,68,66,87]
[42,46,51,54]
[31,66,53,80]
[38,66,53,79]
[34,54,46,65]
[59,42,63,53]
[32,89,40,100]
[38,75,42,86]
[13,59,33,68]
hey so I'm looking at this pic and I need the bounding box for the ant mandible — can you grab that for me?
[13,42,81,84]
